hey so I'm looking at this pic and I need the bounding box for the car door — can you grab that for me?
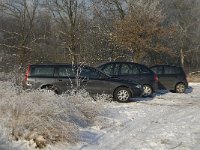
[54,65,76,92]
[161,66,178,89]
[80,67,113,94]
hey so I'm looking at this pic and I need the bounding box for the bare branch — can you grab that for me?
[0,44,31,50]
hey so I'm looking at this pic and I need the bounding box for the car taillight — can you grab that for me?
[24,65,30,81]
[154,74,158,82]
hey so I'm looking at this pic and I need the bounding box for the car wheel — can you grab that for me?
[175,83,186,93]
[142,85,153,97]
[41,85,59,94]
[114,87,131,103]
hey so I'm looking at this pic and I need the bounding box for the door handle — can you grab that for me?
[58,79,63,82]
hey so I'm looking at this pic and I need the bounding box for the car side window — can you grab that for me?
[101,64,113,75]
[173,67,181,74]
[120,64,129,75]
[30,66,54,77]
[58,66,75,77]
[80,68,101,79]
[164,66,181,74]
[120,63,139,75]
[151,66,163,75]
[164,66,175,74]
[113,63,120,75]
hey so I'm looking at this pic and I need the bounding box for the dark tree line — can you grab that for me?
[0,0,199,73]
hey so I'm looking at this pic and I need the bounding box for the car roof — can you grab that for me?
[96,61,147,67]
[31,63,88,67]
[150,65,182,68]
[31,63,71,65]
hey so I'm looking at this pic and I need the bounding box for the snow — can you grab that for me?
[66,83,200,150]
[1,82,200,150]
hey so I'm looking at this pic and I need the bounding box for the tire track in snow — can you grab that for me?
[79,83,200,150]
[81,104,179,150]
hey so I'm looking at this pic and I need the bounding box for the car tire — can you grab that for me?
[142,85,153,97]
[41,85,59,94]
[175,83,186,93]
[114,87,132,103]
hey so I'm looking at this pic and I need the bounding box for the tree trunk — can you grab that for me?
[180,48,184,67]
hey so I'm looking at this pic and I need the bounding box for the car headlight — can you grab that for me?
[135,84,142,88]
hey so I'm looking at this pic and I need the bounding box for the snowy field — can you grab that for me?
[0,81,200,150]
[68,83,200,150]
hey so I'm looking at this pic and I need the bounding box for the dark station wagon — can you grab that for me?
[23,64,143,102]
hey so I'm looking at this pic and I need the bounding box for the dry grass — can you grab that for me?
[0,81,79,147]
[0,81,108,148]
[188,71,200,82]
[0,71,22,85]
[188,77,200,82]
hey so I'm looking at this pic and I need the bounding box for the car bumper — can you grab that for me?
[152,81,158,92]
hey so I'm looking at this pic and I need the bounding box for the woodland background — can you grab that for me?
[0,0,199,73]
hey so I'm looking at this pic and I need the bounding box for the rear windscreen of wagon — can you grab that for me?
[30,66,55,77]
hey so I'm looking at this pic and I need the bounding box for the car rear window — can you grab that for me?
[30,66,55,77]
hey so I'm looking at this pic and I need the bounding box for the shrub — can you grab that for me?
[0,81,105,148]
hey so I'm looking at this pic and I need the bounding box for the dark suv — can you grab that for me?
[97,62,158,97]
[23,64,143,102]
[150,65,188,93]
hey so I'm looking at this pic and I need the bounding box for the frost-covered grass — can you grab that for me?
[0,71,22,84]
[0,80,108,148]
[188,71,200,82]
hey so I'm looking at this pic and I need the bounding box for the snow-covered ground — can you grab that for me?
[1,82,200,150]
[66,83,200,150]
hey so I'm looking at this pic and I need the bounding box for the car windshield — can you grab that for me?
[77,65,111,79]
[96,68,111,78]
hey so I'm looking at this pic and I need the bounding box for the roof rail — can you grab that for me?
[35,61,55,64]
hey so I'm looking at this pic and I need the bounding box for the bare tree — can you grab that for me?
[174,0,200,68]
[0,0,40,67]
[47,0,82,64]
[159,0,200,69]
[0,0,199,73]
